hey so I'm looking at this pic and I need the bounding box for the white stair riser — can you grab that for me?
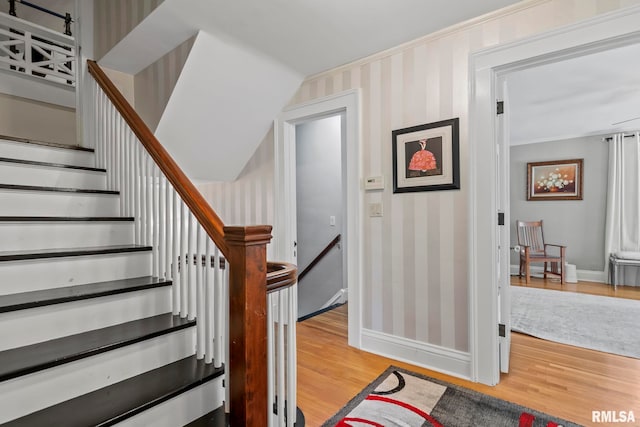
[0,328,196,424]
[0,162,106,189]
[0,252,152,294]
[0,287,172,351]
[0,221,134,251]
[0,140,95,168]
[117,377,224,427]
[0,190,120,216]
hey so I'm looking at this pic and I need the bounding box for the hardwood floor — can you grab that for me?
[297,282,640,427]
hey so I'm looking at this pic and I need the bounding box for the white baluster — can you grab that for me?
[172,191,180,314]
[166,182,172,278]
[106,103,113,189]
[287,286,297,426]
[205,238,213,363]
[196,226,204,359]
[119,116,125,214]
[158,175,165,279]
[277,291,286,426]
[267,292,275,427]
[134,143,141,244]
[187,212,195,320]
[154,165,161,278]
[128,130,134,217]
[223,264,230,413]
[214,246,223,368]
[180,201,188,317]
[141,148,148,246]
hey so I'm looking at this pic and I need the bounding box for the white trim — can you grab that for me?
[509,265,607,284]
[275,89,362,348]
[469,5,640,385]
[321,288,348,309]
[361,329,471,380]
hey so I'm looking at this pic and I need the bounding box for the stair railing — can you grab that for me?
[0,11,75,85]
[87,60,298,427]
[8,0,73,36]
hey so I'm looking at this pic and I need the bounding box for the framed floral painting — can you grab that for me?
[392,118,460,193]
[527,159,583,201]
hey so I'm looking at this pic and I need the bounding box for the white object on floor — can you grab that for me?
[565,263,577,283]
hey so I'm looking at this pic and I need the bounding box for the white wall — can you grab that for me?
[296,114,344,318]
[510,136,609,271]
[0,93,76,145]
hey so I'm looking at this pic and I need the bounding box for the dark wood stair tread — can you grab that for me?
[0,156,106,172]
[0,244,152,262]
[0,276,171,313]
[0,134,94,152]
[0,183,117,194]
[4,355,224,427]
[185,407,228,426]
[0,216,133,222]
[0,313,194,382]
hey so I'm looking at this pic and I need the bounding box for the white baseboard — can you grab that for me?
[361,329,471,380]
[509,265,606,283]
[321,288,348,309]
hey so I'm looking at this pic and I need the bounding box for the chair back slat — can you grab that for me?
[517,220,545,254]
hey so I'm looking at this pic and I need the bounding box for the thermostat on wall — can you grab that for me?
[365,176,384,191]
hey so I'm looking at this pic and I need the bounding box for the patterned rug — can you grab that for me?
[321,367,581,427]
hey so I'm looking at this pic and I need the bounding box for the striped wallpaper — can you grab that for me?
[191,0,640,355]
[99,0,640,356]
[93,0,164,60]
[134,37,196,132]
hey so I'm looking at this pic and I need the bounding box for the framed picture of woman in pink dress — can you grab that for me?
[393,118,460,193]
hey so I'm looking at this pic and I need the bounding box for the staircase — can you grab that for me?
[0,136,227,426]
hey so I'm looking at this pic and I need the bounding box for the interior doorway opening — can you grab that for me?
[295,112,347,319]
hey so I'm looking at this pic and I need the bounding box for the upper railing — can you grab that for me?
[8,0,72,36]
[0,11,75,86]
[87,60,298,426]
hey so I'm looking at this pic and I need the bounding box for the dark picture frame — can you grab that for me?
[526,158,583,201]
[392,118,460,193]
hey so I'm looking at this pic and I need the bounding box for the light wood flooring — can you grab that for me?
[297,279,640,427]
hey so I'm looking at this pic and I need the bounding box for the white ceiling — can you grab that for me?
[508,42,640,145]
[103,0,524,76]
[170,0,524,76]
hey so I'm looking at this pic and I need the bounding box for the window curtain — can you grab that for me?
[604,131,640,285]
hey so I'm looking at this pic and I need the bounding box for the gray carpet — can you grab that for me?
[511,286,640,359]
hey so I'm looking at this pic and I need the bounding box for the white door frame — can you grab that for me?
[274,89,363,347]
[469,5,640,385]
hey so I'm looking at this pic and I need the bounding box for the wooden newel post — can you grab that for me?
[224,225,272,427]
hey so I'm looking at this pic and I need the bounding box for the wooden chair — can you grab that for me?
[516,220,566,284]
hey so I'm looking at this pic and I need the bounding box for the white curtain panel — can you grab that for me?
[604,132,640,284]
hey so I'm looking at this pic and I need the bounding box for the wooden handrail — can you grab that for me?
[87,60,229,256]
[266,261,298,293]
[298,234,341,281]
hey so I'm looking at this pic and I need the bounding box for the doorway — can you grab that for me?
[274,89,363,347]
[469,6,640,386]
[295,113,346,319]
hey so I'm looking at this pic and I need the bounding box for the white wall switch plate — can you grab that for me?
[369,203,383,217]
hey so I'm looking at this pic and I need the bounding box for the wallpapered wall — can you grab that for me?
[134,37,196,132]
[94,0,640,357]
[93,0,164,60]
